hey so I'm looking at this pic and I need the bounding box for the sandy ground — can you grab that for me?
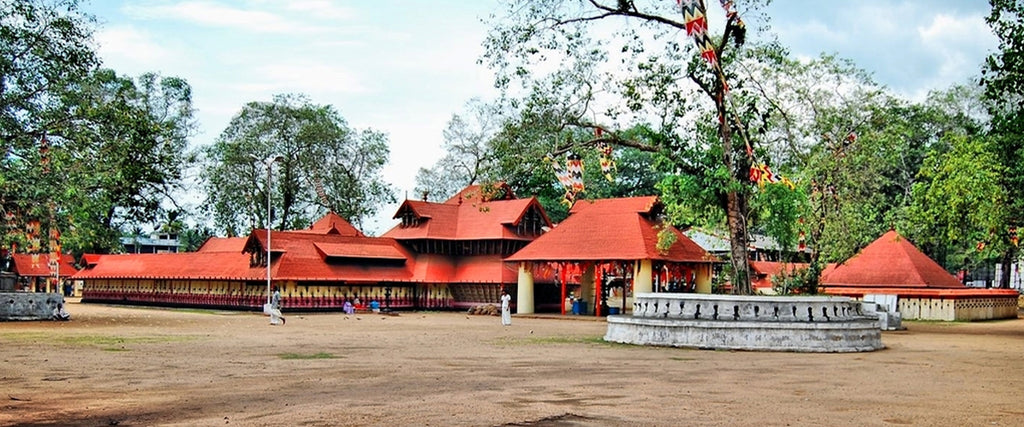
[2,301,1024,427]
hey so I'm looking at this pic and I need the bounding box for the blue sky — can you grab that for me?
[81,0,997,235]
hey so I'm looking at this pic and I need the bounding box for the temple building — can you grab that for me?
[506,196,718,316]
[819,230,1018,321]
[76,184,553,311]
[8,253,79,294]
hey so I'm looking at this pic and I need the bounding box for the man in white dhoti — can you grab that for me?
[270,287,286,325]
[500,289,511,326]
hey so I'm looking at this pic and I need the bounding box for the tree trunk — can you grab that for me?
[727,191,752,294]
[717,90,753,295]
[999,249,1015,288]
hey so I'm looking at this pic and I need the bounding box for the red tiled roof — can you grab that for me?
[506,197,716,263]
[823,287,1018,299]
[245,230,414,282]
[73,252,259,280]
[73,211,530,285]
[197,237,247,253]
[11,253,79,277]
[749,261,809,291]
[307,212,364,236]
[383,191,551,241]
[81,254,102,266]
[820,230,964,289]
[314,242,406,260]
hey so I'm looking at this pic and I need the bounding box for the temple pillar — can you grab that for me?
[516,262,535,314]
[579,264,595,315]
[695,263,712,294]
[635,259,653,294]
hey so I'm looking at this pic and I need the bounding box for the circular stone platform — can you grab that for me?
[604,293,883,352]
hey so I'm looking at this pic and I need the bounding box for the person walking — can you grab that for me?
[270,286,286,325]
[500,289,512,326]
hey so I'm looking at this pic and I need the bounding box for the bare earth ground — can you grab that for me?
[2,301,1024,427]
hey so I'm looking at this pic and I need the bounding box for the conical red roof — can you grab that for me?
[820,230,963,289]
[506,197,714,263]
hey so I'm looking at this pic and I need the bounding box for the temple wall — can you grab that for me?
[893,296,1017,321]
[81,278,429,311]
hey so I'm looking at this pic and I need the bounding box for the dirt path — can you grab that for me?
[2,301,1023,426]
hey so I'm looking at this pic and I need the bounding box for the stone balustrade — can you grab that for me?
[605,293,883,352]
[631,292,863,322]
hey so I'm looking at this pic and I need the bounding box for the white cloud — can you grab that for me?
[284,0,355,20]
[94,25,186,72]
[232,62,367,96]
[122,1,330,34]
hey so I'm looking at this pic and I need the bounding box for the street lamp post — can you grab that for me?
[262,155,284,305]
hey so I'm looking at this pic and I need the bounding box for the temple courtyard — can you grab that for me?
[2,301,1024,426]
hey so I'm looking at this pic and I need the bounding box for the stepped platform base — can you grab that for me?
[604,293,883,353]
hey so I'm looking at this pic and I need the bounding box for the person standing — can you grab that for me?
[270,286,286,325]
[500,289,511,326]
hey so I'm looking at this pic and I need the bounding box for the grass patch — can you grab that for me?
[0,332,198,348]
[278,352,339,360]
[496,335,628,347]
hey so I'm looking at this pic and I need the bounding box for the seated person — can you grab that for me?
[53,303,70,321]
[370,299,381,313]
[343,300,354,314]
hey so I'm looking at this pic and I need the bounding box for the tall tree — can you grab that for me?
[981,0,1024,287]
[203,94,394,235]
[1,0,98,255]
[414,99,502,201]
[483,0,779,294]
[54,69,197,254]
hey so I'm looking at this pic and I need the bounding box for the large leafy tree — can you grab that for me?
[981,0,1024,287]
[483,0,789,294]
[54,69,197,254]
[2,1,196,256]
[414,99,503,201]
[203,94,394,235]
[1,0,97,254]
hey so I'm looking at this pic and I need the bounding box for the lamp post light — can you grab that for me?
[261,155,284,305]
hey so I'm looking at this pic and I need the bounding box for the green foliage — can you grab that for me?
[905,134,1007,269]
[278,352,339,360]
[770,262,820,295]
[203,94,395,235]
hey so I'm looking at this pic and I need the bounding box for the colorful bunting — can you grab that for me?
[546,153,584,207]
[1010,226,1019,247]
[677,0,719,69]
[749,164,795,189]
[567,153,584,193]
[597,142,616,182]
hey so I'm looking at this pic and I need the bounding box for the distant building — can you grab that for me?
[120,233,181,253]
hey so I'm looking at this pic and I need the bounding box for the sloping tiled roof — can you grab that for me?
[307,212,364,236]
[197,237,247,253]
[382,185,551,241]
[73,252,259,280]
[245,230,414,282]
[11,253,79,277]
[506,197,715,263]
[820,230,963,289]
[314,242,407,260]
[73,211,530,285]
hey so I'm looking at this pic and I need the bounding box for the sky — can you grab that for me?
[81,0,998,235]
